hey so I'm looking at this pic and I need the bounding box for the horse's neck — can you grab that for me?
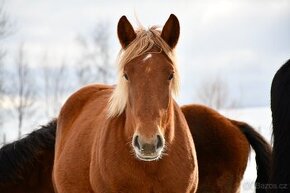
[171,101,190,138]
[171,99,185,124]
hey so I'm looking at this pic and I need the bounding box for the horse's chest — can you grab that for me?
[94,133,197,193]
[103,170,195,193]
[112,180,192,193]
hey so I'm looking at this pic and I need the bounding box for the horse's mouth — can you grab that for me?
[135,153,162,162]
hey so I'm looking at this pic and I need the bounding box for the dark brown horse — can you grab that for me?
[53,15,198,193]
[0,119,56,193]
[270,59,290,193]
[182,104,271,193]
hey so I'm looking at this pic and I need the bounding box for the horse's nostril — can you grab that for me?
[156,135,163,149]
[133,135,141,150]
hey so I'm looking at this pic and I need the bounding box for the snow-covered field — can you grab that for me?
[1,106,272,192]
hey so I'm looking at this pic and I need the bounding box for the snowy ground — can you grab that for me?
[1,106,272,192]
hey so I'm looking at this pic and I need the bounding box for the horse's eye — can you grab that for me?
[168,73,174,80]
[124,73,129,80]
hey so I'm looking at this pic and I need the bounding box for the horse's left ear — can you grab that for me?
[161,14,180,49]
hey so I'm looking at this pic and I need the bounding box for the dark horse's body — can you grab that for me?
[270,59,290,192]
[182,105,271,193]
[0,120,56,193]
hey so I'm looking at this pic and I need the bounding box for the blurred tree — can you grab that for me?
[41,55,69,117]
[197,76,238,110]
[0,2,11,39]
[0,1,12,137]
[75,21,113,86]
[8,44,36,139]
[0,55,4,128]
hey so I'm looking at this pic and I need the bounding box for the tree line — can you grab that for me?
[0,3,114,143]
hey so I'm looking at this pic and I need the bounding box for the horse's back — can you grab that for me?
[0,120,56,193]
[53,84,113,192]
[182,104,250,193]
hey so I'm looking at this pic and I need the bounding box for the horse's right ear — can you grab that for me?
[117,16,136,49]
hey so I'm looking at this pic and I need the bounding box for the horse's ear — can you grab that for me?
[117,16,136,49]
[161,14,180,49]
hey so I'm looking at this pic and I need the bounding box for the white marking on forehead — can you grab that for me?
[143,54,152,62]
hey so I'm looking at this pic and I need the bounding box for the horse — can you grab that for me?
[0,119,56,193]
[270,59,290,193]
[0,106,271,193]
[0,14,272,193]
[182,104,271,193]
[53,14,199,193]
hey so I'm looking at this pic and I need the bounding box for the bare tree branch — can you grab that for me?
[197,76,238,110]
[41,56,69,117]
[0,1,12,40]
[8,44,36,139]
[41,53,50,117]
[51,60,68,114]
[75,21,113,86]
[0,58,4,127]
[0,1,11,132]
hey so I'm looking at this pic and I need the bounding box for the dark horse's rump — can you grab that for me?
[0,119,56,193]
[270,59,290,192]
[230,119,272,193]
[182,104,271,193]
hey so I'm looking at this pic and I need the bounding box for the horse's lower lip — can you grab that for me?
[136,154,160,161]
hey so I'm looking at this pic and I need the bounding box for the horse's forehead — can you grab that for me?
[141,54,170,73]
[139,52,170,67]
[125,52,172,75]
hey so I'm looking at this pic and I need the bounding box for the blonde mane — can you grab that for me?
[108,26,180,117]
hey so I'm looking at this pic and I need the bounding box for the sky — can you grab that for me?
[2,0,290,107]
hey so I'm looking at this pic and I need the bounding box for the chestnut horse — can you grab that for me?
[0,119,56,193]
[0,109,271,193]
[270,59,290,192]
[182,104,271,193]
[53,14,199,193]
[1,15,271,193]
[1,106,271,193]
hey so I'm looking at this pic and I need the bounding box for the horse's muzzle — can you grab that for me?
[132,134,165,161]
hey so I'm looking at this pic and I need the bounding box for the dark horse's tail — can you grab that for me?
[0,119,57,192]
[231,120,272,193]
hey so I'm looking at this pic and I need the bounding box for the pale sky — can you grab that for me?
[3,0,290,107]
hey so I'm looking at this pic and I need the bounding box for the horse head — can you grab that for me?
[109,14,180,161]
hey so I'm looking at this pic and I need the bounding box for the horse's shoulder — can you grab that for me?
[60,84,112,114]
[57,84,113,136]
